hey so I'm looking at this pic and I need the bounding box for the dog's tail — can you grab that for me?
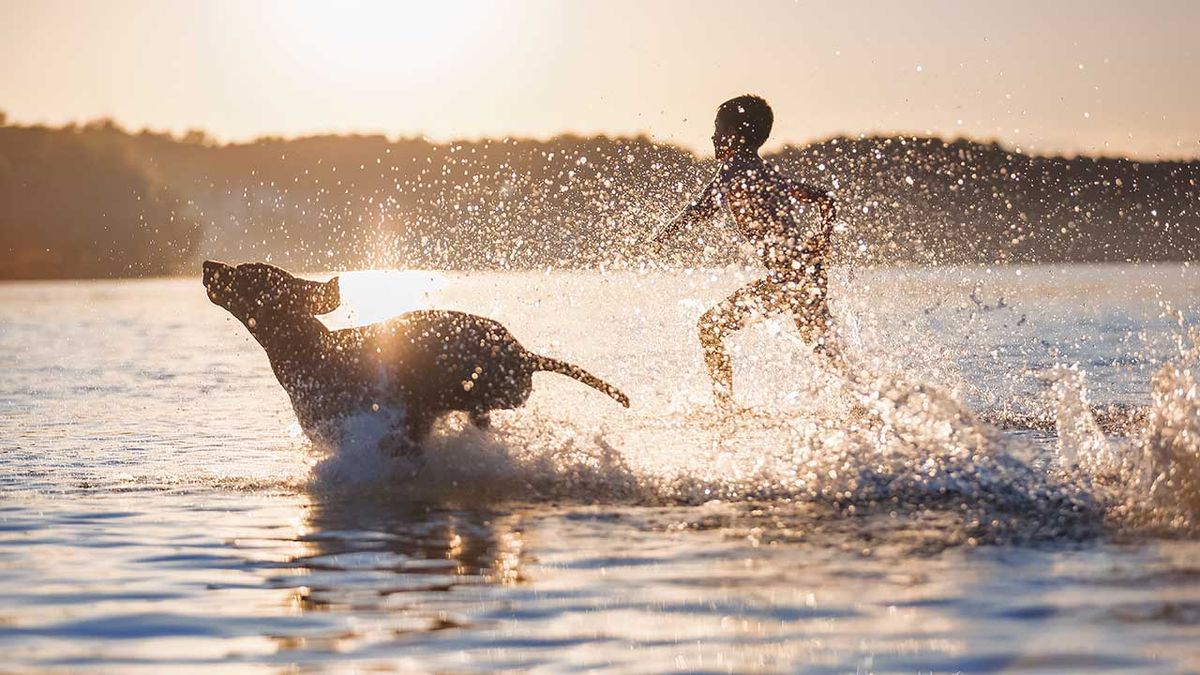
[531,355,631,408]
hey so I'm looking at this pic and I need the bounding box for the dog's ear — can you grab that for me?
[305,276,341,315]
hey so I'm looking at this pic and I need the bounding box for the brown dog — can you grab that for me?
[203,261,629,453]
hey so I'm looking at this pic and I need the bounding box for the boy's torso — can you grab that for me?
[712,153,825,272]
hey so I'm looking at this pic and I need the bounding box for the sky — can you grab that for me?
[1,0,1198,159]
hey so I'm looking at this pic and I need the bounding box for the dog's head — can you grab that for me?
[203,261,340,328]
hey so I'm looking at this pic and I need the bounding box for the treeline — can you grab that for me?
[0,116,1197,278]
[0,119,201,278]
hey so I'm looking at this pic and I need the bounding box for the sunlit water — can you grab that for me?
[2,265,1199,672]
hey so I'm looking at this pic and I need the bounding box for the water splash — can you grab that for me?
[1051,364,1118,475]
[302,349,1109,548]
[1047,326,1200,533]
[1128,328,1200,529]
[307,409,644,504]
[281,266,1200,551]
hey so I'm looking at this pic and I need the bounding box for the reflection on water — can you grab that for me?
[267,497,529,657]
[3,491,1198,671]
[1,266,1199,670]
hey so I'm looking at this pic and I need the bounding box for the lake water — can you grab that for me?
[2,264,1199,672]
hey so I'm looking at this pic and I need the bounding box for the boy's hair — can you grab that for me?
[716,95,773,149]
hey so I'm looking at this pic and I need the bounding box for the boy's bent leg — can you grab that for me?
[786,266,843,367]
[698,278,775,406]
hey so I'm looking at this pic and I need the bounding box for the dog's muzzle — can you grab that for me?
[203,260,229,287]
[202,261,232,303]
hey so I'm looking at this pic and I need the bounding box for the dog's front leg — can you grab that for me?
[402,405,436,444]
[468,409,491,430]
[373,405,435,458]
[378,430,421,458]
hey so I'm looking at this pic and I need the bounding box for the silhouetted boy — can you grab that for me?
[651,94,839,406]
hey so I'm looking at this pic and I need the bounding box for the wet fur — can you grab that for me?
[202,261,629,454]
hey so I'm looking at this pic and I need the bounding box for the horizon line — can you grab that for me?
[3,113,1198,164]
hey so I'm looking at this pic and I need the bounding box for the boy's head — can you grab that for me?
[713,95,773,158]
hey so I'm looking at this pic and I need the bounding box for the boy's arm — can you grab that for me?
[650,175,720,245]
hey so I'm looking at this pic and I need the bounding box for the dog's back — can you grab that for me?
[349,309,627,414]
[351,309,533,409]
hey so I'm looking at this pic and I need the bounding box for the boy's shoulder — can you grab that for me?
[719,153,790,187]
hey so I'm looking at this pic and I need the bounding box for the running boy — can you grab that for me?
[650,95,839,406]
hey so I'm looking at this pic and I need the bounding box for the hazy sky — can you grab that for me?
[2,0,1198,158]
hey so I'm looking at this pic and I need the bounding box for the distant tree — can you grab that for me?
[0,125,200,278]
[182,129,211,145]
[83,117,121,133]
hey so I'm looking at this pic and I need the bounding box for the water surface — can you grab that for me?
[2,265,1199,671]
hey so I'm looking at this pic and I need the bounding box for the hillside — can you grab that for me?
[1,119,1196,278]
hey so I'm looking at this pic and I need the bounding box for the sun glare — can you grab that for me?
[262,1,500,90]
[330,269,447,328]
